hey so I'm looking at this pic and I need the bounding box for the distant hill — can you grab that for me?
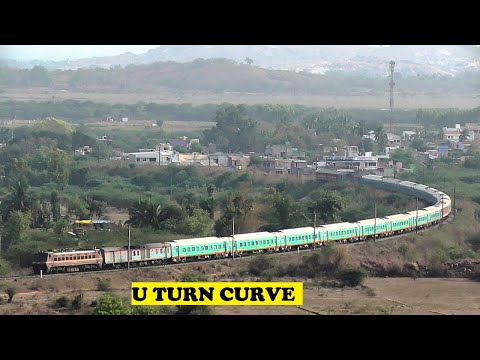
[1,58,478,96]
[1,45,479,78]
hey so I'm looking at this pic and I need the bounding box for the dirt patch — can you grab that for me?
[2,262,480,315]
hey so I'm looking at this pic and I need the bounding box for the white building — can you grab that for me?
[128,150,179,165]
[442,124,461,142]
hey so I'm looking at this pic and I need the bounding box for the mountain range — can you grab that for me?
[1,45,479,78]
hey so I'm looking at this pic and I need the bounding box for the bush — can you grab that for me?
[93,294,131,315]
[72,293,84,310]
[97,278,112,291]
[6,287,16,303]
[248,255,277,276]
[54,296,71,308]
[0,258,12,276]
[338,267,368,287]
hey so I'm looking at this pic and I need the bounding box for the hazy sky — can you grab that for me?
[0,45,160,61]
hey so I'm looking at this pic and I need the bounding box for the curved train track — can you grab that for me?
[1,175,452,280]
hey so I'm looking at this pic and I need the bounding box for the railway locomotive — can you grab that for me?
[32,175,451,274]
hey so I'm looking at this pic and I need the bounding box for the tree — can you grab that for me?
[1,211,32,251]
[51,191,61,223]
[307,190,346,223]
[156,119,163,128]
[41,148,70,189]
[459,128,470,142]
[92,141,111,161]
[1,176,34,221]
[5,287,16,303]
[29,65,52,86]
[245,57,254,66]
[93,294,132,315]
[203,104,257,152]
[176,208,212,236]
[374,125,389,154]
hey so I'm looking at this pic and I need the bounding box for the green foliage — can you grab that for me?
[308,190,346,223]
[53,296,71,308]
[248,255,277,276]
[176,208,212,236]
[96,278,112,292]
[204,104,257,152]
[178,272,208,282]
[6,287,16,303]
[71,293,84,310]
[53,218,71,236]
[468,233,480,252]
[337,267,368,287]
[93,294,132,315]
[391,148,416,167]
[464,155,480,170]
[1,210,32,251]
[0,258,12,276]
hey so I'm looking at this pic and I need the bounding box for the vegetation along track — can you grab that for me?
[2,175,453,281]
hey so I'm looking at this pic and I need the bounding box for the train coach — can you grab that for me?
[32,175,452,274]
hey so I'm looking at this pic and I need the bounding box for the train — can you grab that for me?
[32,175,451,274]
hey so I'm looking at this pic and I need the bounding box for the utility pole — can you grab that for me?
[416,197,419,234]
[128,224,131,270]
[389,60,395,133]
[453,182,456,217]
[232,216,235,260]
[313,211,317,250]
[373,202,377,242]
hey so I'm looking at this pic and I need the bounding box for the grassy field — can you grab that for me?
[2,259,480,315]
[1,88,478,109]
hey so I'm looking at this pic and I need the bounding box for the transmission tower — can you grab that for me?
[389,60,395,132]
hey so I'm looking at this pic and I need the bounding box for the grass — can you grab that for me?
[1,88,478,109]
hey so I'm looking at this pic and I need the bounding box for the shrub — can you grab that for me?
[338,267,368,287]
[54,296,71,308]
[6,287,16,303]
[248,255,277,277]
[71,293,84,310]
[97,278,112,291]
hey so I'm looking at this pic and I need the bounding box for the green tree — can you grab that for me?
[53,218,70,236]
[156,119,164,128]
[176,208,212,236]
[43,148,70,189]
[1,211,32,251]
[338,267,368,287]
[29,65,52,86]
[374,125,389,154]
[307,190,346,223]
[6,287,17,303]
[93,294,132,315]
[50,191,61,223]
[92,141,111,161]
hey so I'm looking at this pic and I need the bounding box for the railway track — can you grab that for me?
[0,215,453,282]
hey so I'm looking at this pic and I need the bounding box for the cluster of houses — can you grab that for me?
[69,122,480,183]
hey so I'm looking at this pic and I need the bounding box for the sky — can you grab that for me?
[0,45,160,61]
[0,45,396,62]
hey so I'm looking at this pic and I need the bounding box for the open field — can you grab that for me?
[2,256,480,315]
[1,88,478,109]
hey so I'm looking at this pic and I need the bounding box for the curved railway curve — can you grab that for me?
[24,175,450,277]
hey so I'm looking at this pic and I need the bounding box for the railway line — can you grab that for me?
[0,212,453,282]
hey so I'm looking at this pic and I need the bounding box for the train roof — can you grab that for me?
[51,249,99,255]
[168,237,226,246]
[384,213,413,220]
[361,175,383,181]
[320,222,358,230]
[144,242,171,247]
[279,227,315,235]
[233,232,275,240]
[354,218,388,226]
